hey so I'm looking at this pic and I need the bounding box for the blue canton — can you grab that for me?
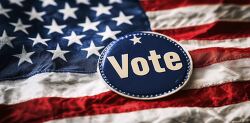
[0,0,151,81]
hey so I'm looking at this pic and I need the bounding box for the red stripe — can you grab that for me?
[191,47,250,68]
[140,0,250,11]
[0,82,250,123]
[155,21,250,40]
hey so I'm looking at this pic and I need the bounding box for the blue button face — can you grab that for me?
[98,32,193,100]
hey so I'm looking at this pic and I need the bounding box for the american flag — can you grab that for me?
[0,0,250,122]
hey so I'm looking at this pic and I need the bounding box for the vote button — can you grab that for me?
[98,32,193,100]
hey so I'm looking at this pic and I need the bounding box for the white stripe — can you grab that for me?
[47,101,250,123]
[180,37,250,51]
[1,58,250,104]
[146,4,250,29]
[185,58,250,89]
[0,72,109,104]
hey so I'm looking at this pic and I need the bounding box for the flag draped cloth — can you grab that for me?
[0,0,250,122]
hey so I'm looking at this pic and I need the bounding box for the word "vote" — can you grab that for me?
[107,50,183,79]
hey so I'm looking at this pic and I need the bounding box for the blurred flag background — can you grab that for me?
[0,0,250,122]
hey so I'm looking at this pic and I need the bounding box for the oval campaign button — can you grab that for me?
[98,32,193,100]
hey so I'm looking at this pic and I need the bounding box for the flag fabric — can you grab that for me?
[0,0,250,122]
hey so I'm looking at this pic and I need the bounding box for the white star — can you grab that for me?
[79,17,100,31]
[109,0,122,4]
[40,0,57,7]
[82,41,104,58]
[25,7,45,22]
[47,44,69,61]
[91,3,112,16]
[29,34,50,46]
[76,0,90,5]
[113,12,134,26]
[13,46,34,66]
[130,35,142,45]
[59,3,78,20]
[45,19,66,34]
[9,0,24,7]
[97,26,121,41]
[0,4,11,18]
[0,30,15,49]
[10,19,31,34]
[63,32,85,46]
